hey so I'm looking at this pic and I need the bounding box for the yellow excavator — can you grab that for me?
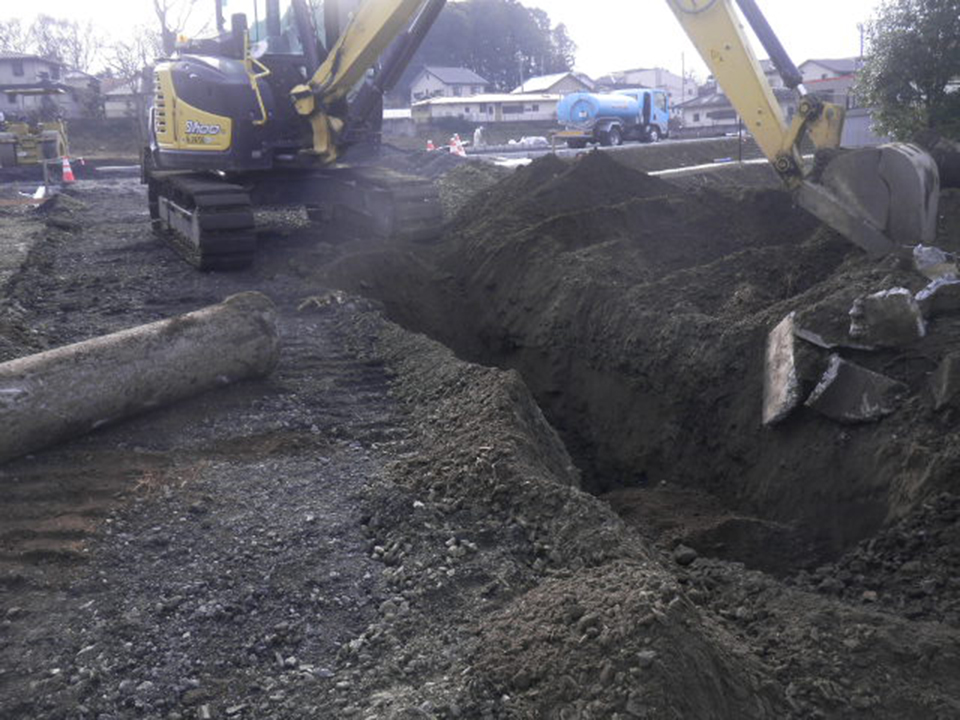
[144,0,447,269]
[668,0,940,257]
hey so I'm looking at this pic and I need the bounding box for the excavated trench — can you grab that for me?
[320,152,960,577]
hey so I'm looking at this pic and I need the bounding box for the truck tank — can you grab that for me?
[557,91,641,126]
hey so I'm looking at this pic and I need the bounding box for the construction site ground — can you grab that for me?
[0,138,958,720]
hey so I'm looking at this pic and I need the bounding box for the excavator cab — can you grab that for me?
[668,0,940,257]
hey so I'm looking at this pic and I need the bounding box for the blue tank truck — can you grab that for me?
[556,88,670,148]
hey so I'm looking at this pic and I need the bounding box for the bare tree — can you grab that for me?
[0,18,32,54]
[108,27,163,83]
[153,0,209,55]
[106,26,164,143]
[28,15,102,72]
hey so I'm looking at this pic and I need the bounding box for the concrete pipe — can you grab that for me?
[0,292,280,465]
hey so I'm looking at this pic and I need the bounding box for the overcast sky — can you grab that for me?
[14,0,883,79]
[529,0,883,79]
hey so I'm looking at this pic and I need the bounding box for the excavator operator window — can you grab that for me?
[228,0,327,54]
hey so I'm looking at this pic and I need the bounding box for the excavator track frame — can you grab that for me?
[149,173,257,271]
[148,167,444,270]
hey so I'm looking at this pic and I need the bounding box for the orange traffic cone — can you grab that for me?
[426,139,435,151]
[61,157,75,184]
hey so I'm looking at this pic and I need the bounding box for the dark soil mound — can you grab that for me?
[324,149,960,574]
[454,151,676,232]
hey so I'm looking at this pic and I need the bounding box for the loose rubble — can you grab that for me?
[804,354,907,423]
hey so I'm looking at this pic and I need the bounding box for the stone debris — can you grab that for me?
[672,545,698,566]
[849,288,926,347]
[930,352,960,410]
[913,244,958,281]
[805,355,907,423]
[763,314,802,426]
[915,276,960,318]
[793,304,875,350]
[763,314,828,425]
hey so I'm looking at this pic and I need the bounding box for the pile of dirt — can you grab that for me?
[323,150,960,571]
[378,145,468,179]
[436,162,510,219]
[794,492,960,625]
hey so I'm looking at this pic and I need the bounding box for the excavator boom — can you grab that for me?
[667,0,940,257]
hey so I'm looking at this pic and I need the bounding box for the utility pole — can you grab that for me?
[681,52,686,102]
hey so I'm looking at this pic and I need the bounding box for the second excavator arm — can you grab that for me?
[289,0,447,164]
[667,0,940,257]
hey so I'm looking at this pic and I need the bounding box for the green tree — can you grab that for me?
[857,0,960,140]
[394,0,576,102]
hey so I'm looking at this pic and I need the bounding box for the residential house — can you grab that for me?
[382,107,415,137]
[677,87,799,132]
[409,66,489,104]
[0,53,98,118]
[411,93,560,124]
[103,77,149,120]
[512,71,593,96]
[799,58,860,83]
[596,67,697,111]
[796,57,861,110]
[759,59,785,89]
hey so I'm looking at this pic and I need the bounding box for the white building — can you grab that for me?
[512,72,593,96]
[103,77,148,119]
[799,58,860,83]
[412,93,560,124]
[409,66,489,104]
[677,87,799,131]
[0,53,96,119]
[596,67,697,111]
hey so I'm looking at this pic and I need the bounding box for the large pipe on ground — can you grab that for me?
[0,292,280,465]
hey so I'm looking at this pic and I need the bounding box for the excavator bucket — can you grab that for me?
[797,143,941,258]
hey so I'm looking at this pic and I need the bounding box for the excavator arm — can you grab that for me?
[667,0,940,257]
[290,0,446,163]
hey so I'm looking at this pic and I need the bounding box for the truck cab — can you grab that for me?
[556,88,670,148]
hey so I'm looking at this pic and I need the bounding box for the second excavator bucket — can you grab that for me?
[796,143,940,258]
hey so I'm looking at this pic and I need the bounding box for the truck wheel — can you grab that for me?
[566,139,587,149]
[648,126,661,143]
[604,127,622,147]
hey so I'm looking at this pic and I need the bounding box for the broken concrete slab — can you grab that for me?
[805,355,907,424]
[930,352,960,410]
[763,313,826,425]
[763,314,801,426]
[849,288,926,348]
[916,277,960,318]
[792,295,878,351]
[913,245,958,281]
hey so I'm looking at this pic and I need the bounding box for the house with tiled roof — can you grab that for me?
[410,66,489,104]
[511,71,593,95]
[0,53,99,118]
